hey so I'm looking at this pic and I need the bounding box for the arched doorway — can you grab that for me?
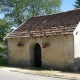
[34,43,42,68]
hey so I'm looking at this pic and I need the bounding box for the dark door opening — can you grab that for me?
[34,43,42,68]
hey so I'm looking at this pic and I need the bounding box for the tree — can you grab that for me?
[0,19,10,42]
[0,0,62,27]
[74,0,80,8]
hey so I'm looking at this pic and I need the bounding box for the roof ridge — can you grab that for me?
[30,8,80,19]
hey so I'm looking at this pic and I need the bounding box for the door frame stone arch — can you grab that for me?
[29,43,42,67]
[29,43,35,67]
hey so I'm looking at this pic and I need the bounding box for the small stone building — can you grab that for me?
[5,9,80,71]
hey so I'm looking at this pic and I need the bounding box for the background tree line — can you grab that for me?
[0,0,62,27]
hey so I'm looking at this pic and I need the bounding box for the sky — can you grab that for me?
[61,0,76,12]
[0,0,77,19]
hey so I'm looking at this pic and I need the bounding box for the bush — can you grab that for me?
[0,47,7,54]
[0,58,7,66]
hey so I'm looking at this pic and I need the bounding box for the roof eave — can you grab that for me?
[4,21,27,40]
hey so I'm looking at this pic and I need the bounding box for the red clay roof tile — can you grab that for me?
[6,8,80,38]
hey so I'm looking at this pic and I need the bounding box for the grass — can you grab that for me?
[0,58,7,67]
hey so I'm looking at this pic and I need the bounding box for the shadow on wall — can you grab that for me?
[29,43,35,67]
[65,57,80,72]
[74,57,80,71]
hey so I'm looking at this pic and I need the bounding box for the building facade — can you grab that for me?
[6,8,80,71]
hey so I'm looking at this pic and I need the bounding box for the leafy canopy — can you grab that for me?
[0,19,10,42]
[0,0,62,27]
[74,0,80,8]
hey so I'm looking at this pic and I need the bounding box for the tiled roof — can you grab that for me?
[6,8,80,38]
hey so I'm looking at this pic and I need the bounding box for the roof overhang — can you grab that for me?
[4,21,27,40]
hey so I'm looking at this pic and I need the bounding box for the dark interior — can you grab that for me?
[34,43,42,68]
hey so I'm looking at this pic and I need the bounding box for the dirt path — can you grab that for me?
[0,67,80,80]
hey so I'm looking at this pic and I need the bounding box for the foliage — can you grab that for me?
[0,19,10,42]
[42,42,49,48]
[0,47,7,54]
[74,0,80,8]
[0,58,6,66]
[17,42,24,47]
[0,0,62,27]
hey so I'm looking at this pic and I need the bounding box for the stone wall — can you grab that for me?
[74,22,80,71]
[7,34,74,70]
[41,35,74,70]
[7,38,30,67]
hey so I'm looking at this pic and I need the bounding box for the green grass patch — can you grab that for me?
[0,58,7,67]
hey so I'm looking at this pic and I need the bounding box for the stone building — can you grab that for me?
[5,8,80,71]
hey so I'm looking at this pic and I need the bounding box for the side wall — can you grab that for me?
[7,34,74,69]
[73,22,80,70]
[74,32,80,58]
